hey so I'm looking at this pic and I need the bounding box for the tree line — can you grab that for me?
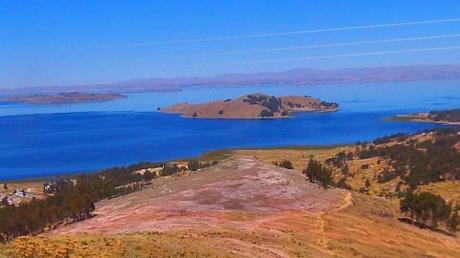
[0,159,218,242]
[303,158,333,189]
[401,191,459,233]
[356,129,460,189]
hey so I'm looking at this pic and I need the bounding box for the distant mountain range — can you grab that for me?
[2,64,460,96]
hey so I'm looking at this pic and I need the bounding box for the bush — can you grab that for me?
[341,165,349,175]
[188,159,200,171]
[161,164,180,176]
[274,159,294,169]
[377,169,399,183]
[260,109,273,117]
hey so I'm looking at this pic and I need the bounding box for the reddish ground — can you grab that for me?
[7,155,460,257]
[52,156,346,235]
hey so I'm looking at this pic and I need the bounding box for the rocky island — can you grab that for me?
[161,93,338,119]
[1,92,126,105]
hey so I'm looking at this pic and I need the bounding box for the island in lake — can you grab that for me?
[393,109,460,125]
[161,93,338,118]
[0,92,126,105]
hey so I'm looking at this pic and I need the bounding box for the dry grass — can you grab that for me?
[2,146,460,257]
[234,146,348,171]
[3,193,459,257]
[418,181,460,205]
[3,232,234,258]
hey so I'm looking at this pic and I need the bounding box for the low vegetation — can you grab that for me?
[324,128,460,233]
[273,159,294,169]
[0,159,218,243]
[430,109,460,122]
[357,129,460,188]
[238,127,460,234]
[0,166,157,242]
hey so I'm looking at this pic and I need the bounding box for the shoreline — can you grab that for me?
[0,144,348,183]
[0,111,441,182]
[390,114,460,126]
[171,108,339,120]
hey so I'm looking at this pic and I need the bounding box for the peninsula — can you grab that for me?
[161,93,338,118]
[393,109,460,125]
[0,92,126,105]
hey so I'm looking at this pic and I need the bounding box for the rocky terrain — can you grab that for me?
[161,93,338,118]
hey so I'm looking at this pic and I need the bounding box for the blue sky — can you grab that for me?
[2,0,460,88]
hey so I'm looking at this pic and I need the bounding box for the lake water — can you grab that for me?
[1,80,460,180]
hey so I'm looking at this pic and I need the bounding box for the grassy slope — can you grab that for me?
[2,145,460,257]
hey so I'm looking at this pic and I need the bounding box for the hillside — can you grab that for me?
[161,93,338,118]
[3,145,460,257]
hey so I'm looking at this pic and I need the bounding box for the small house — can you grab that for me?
[13,189,26,198]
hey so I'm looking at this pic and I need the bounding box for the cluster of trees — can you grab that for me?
[0,157,222,242]
[325,151,353,168]
[161,163,182,176]
[430,109,460,122]
[187,159,218,171]
[1,176,96,242]
[161,160,218,176]
[96,161,162,185]
[356,129,460,189]
[303,159,333,189]
[245,95,281,112]
[273,159,294,169]
[244,94,282,118]
[401,191,459,232]
[319,101,338,109]
[373,133,409,145]
[260,109,274,118]
[377,168,399,183]
[0,161,166,242]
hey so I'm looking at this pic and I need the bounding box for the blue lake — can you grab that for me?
[1,80,460,180]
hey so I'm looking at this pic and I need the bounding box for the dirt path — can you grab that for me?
[335,191,353,212]
[316,190,353,254]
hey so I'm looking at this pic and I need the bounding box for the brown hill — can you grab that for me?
[161,93,338,118]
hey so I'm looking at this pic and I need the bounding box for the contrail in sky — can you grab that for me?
[202,46,460,66]
[113,18,460,47]
[188,33,460,57]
